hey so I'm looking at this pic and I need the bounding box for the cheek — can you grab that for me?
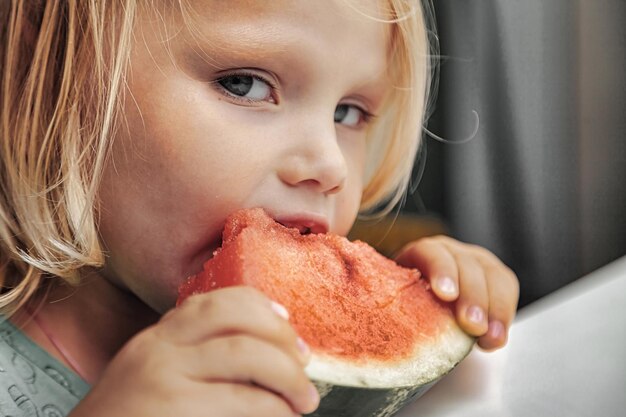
[334,140,367,235]
[335,185,362,236]
[347,136,368,196]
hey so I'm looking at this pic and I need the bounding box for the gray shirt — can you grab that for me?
[0,318,90,417]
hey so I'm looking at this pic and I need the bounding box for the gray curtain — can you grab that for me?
[416,0,626,307]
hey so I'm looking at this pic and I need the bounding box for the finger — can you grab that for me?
[429,235,500,261]
[477,262,520,351]
[452,251,489,336]
[186,335,319,415]
[200,382,302,417]
[161,287,310,365]
[395,237,459,301]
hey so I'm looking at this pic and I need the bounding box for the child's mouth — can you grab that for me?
[275,219,327,235]
[279,223,312,235]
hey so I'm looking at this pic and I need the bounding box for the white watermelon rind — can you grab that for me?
[304,321,474,417]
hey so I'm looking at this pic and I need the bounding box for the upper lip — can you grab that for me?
[270,211,330,235]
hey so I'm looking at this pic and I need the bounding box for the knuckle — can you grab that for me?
[192,289,246,319]
[279,354,306,382]
[477,247,503,264]
[159,307,177,322]
[233,285,268,303]
[504,269,520,294]
[178,291,209,309]
[488,264,520,292]
[270,324,298,354]
[456,249,478,265]
[276,364,312,413]
[122,329,155,359]
[176,292,218,319]
[187,286,260,311]
[217,384,288,417]
[402,237,433,253]
[504,266,520,284]
[235,385,294,417]
[119,329,171,375]
[436,236,493,259]
[262,340,302,376]
[276,313,298,336]
[417,235,442,248]
[224,334,252,356]
[430,234,456,246]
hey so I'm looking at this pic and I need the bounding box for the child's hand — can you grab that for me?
[395,235,519,351]
[69,287,318,417]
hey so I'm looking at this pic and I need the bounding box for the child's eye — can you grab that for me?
[215,74,274,103]
[334,104,373,128]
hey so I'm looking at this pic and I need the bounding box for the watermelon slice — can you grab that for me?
[178,208,474,417]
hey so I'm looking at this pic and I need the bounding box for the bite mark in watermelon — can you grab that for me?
[177,208,474,417]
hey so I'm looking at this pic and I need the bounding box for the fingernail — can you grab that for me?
[297,337,310,357]
[488,320,505,340]
[271,301,290,320]
[436,276,457,297]
[466,305,485,325]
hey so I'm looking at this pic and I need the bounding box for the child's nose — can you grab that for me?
[278,130,348,195]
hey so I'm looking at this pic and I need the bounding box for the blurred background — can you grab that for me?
[351,0,625,308]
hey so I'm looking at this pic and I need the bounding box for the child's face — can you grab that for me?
[97,0,390,312]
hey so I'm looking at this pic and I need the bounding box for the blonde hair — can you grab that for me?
[360,0,436,213]
[0,0,436,315]
[0,1,136,314]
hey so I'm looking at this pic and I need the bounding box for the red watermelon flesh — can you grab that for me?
[178,208,473,392]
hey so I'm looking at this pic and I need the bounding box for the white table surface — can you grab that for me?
[396,255,626,417]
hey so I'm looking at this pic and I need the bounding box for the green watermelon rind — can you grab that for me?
[304,322,474,417]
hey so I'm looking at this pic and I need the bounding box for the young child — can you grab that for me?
[0,1,519,416]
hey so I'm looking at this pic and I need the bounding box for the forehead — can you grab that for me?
[188,0,387,21]
[165,0,391,81]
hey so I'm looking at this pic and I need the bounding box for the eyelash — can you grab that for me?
[336,105,377,128]
[211,71,376,127]
[211,71,278,104]
[355,108,376,125]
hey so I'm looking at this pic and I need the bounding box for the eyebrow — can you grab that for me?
[178,14,390,101]
[183,22,308,69]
